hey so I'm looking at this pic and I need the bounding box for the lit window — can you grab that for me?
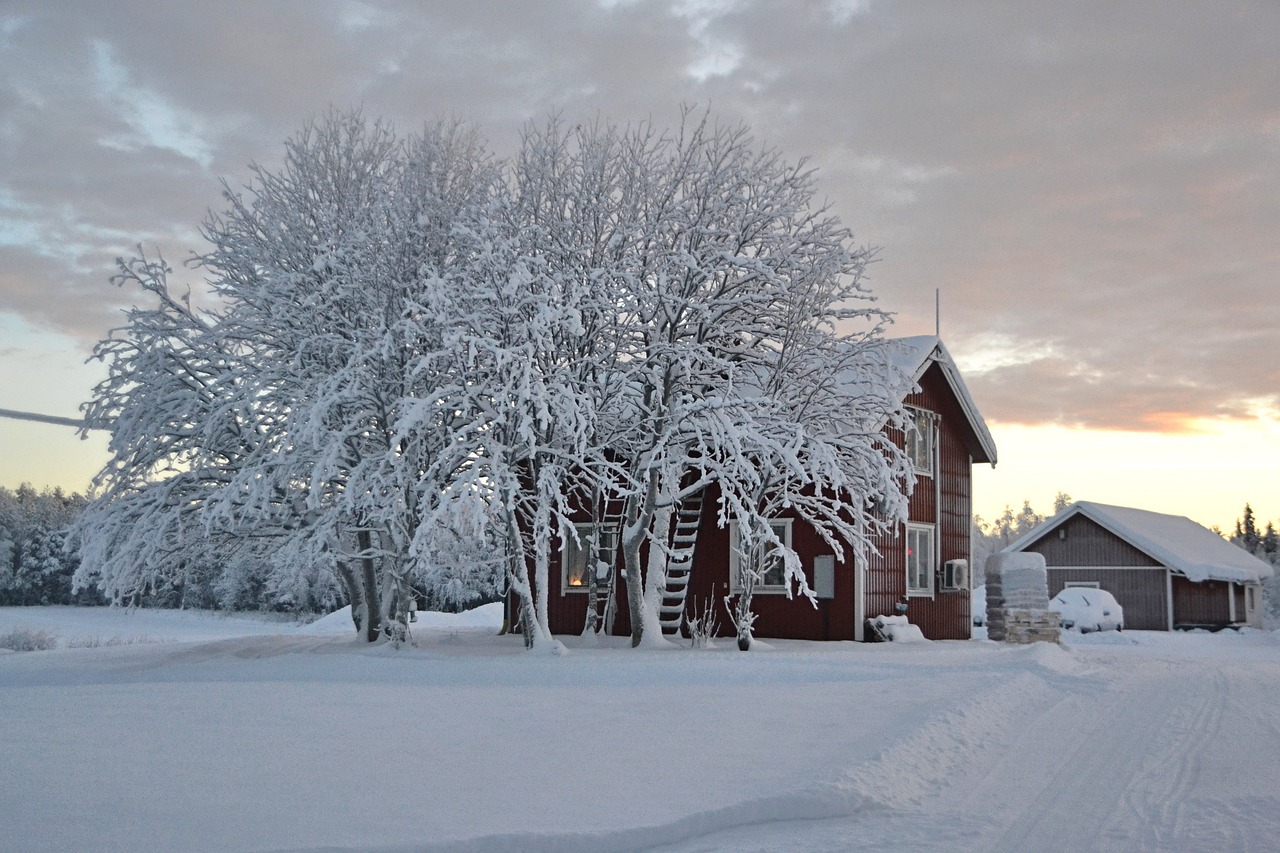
[906,407,934,475]
[561,523,618,593]
[729,520,793,591]
[906,523,935,596]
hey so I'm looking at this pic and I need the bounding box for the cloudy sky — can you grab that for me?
[2,0,1277,530]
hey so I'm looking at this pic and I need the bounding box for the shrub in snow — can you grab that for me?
[0,627,59,652]
[686,596,719,648]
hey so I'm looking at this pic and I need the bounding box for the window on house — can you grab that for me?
[1064,581,1101,589]
[906,523,935,596]
[729,519,793,592]
[561,523,618,593]
[905,407,935,475]
[1247,586,1257,613]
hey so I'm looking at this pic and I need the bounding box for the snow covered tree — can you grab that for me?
[76,113,504,636]
[77,106,910,652]
[1234,504,1261,554]
[496,111,910,648]
[0,484,87,606]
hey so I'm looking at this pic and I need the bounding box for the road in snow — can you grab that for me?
[2,607,1279,852]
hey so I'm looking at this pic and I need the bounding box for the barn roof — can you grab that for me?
[887,335,997,465]
[1005,501,1274,584]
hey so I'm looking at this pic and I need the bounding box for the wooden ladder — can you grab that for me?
[658,489,706,636]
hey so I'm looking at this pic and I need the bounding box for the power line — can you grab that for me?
[0,407,90,429]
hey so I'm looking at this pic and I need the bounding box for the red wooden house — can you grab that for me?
[535,336,998,642]
[1004,501,1271,631]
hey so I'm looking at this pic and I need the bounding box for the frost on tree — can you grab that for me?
[502,111,911,649]
[76,114,504,639]
[76,107,909,651]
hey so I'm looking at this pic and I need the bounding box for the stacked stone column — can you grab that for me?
[985,552,1061,644]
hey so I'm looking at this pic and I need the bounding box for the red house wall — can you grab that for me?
[534,360,982,642]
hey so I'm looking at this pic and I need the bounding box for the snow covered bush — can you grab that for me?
[0,626,59,652]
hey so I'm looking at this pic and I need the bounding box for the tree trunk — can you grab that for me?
[356,528,381,642]
[622,469,659,647]
[335,561,363,635]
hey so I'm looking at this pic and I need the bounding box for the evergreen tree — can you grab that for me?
[1241,503,1260,553]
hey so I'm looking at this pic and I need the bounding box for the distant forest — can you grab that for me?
[4,483,1278,624]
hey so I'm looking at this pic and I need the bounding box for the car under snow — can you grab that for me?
[1051,587,1124,633]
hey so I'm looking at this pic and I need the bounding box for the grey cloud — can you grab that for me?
[1,0,1277,430]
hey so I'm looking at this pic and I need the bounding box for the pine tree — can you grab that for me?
[1241,504,1260,554]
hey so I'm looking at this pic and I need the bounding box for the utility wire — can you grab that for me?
[0,407,92,429]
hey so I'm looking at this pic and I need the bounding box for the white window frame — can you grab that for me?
[728,519,794,594]
[1246,585,1257,614]
[560,523,618,594]
[906,523,935,597]
[905,406,935,476]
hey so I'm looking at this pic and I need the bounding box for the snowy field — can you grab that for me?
[3,606,1280,852]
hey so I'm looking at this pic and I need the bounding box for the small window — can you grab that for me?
[906,523,935,596]
[906,407,935,475]
[1064,581,1100,589]
[729,519,793,592]
[561,523,618,593]
[1247,586,1257,613]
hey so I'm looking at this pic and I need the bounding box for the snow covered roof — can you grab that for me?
[886,335,997,466]
[1005,501,1274,585]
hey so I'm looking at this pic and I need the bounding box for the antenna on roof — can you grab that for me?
[935,289,941,338]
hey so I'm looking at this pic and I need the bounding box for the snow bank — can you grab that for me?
[298,602,504,635]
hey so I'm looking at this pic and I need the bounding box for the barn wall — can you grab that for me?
[1046,567,1169,630]
[1024,515,1161,566]
[1172,576,1234,627]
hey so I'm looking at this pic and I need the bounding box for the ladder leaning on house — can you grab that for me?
[583,511,623,636]
[658,489,707,636]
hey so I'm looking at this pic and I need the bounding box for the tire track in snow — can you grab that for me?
[1128,666,1223,850]
[313,669,1061,853]
[983,659,1226,852]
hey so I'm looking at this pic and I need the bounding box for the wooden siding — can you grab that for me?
[1024,515,1162,567]
[1172,576,1234,628]
[538,360,981,643]
[1046,568,1169,630]
[892,362,975,640]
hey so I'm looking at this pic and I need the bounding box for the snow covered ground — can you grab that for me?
[3,606,1280,852]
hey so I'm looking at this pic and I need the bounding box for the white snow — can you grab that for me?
[869,614,928,643]
[4,605,1280,852]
